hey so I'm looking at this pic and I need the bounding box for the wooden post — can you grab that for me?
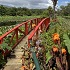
[25,23,28,35]
[31,20,32,30]
[37,18,39,25]
[36,30,38,38]
[45,18,50,27]
[36,18,37,25]
[0,39,3,44]
[9,31,15,45]
[34,19,36,27]
[0,40,1,44]
[34,19,36,24]
[15,28,18,42]
[41,24,43,30]
[28,40,31,48]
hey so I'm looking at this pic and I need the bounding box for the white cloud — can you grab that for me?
[0,0,53,9]
[60,1,69,6]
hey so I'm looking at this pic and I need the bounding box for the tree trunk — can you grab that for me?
[53,4,56,19]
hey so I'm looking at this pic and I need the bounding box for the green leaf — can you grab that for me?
[63,34,69,40]
[46,51,52,64]
[63,33,70,54]
[65,41,70,53]
[0,42,11,50]
[0,32,2,35]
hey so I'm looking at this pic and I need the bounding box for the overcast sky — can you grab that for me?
[0,0,70,9]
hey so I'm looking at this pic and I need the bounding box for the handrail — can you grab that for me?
[0,18,42,56]
[0,18,40,40]
[28,18,50,47]
[0,22,26,39]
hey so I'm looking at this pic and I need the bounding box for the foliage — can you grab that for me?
[0,5,55,19]
[0,36,12,51]
[0,52,6,67]
[0,16,40,22]
[63,34,70,54]
[0,32,2,35]
[57,3,70,16]
[0,25,15,35]
[0,5,6,16]
[0,42,11,50]
[0,5,44,16]
[40,17,70,64]
[41,6,54,18]
[63,16,70,19]
[40,32,54,51]
[46,51,52,64]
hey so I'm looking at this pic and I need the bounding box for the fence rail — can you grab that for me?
[28,18,50,48]
[0,18,42,56]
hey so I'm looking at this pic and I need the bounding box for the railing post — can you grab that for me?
[0,39,3,44]
[41,18,43,21]
[31,20,32,30]
[37,18,39,25]
[15,28,18,42]
[36,18,37,25]
[45,18,50,31]
[34,19,36,24]
[38,18,40,23]
[41,24,43,30]
[39,18,41,22]
[45,18,50,27]
[0,40,1,44]
[36,30,38,38]
[25,23,28,35]
[28,40,30,48]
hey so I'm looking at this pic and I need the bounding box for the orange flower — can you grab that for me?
[32,24,36,28]
[52,33,60,41]
[21,66,26,70]
[21,66,28,70]
[52,46,58,52]
[62,48,66,54]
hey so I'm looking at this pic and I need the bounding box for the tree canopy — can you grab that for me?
[0,5,44,16]
[0,3,70,17]
[57,3,70,16]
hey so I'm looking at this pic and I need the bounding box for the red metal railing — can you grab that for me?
[28,18,50,48]
[0,18,42,56]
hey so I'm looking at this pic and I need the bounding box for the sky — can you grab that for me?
[0,0,70,9]
[58,0,70,7]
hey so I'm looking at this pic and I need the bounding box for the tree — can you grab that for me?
[41,6,54,18]
[59,3,70,16]
[52,0,58,18]
[0,5,6,16]
[66,3,70,16]
[42,9,49,17]
[9,7,17,16]
[47,6,54,17]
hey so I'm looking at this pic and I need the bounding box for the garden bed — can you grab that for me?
[30,17,70,70]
